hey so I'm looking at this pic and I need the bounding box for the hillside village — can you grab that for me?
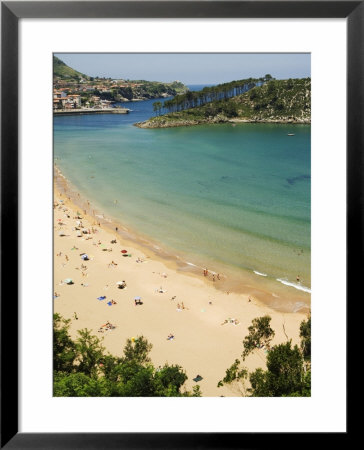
[53,79,145,110]
[53,56,188,112]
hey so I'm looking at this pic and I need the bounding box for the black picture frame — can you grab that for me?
[1,1,358,448]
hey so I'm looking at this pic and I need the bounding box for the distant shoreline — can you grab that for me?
[54,107,130,116]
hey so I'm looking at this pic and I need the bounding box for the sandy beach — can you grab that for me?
[54,175,309,397]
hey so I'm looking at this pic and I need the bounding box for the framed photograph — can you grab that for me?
[2,1,358,447]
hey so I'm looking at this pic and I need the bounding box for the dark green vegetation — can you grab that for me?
[157,76,268,114]
[136,78,311,128]
[218,315,311,397]
[53,56,90,81]
[54,313,201,397]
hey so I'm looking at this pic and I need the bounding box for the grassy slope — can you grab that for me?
[137,78,311,127]
[53,56,90,80]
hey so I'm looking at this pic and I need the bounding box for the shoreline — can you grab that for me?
[135,117,311,129]
[54,166,311,315]
[54,107,130,116]
[54,172,309,396]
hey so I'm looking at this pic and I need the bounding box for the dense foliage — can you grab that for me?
[156,76,269,115]
[53,313,201,397]
[139,78,310,128]
[218,315,311,397]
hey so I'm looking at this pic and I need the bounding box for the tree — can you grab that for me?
[75,329,105,378]
[154,364,188,396]
[217,359,249,395]
[122,336,152,366]
[248,341,307,397]
[242,315,275,360]
[53,313,77,373]
[267,80,277,95]
[299,315,311,362]
[153,101,162,116]
[54,372,113,397]
[218,316,311,397]
[54,315,201,397]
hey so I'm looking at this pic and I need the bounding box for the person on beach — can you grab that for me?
[212,274,215,282]
[217,273,220,280]
[296,275,300,282]
[73,312,78,320]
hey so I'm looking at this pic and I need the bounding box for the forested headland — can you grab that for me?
[136,77,311,128]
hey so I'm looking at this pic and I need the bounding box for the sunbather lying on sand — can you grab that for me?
[156,287,167,293]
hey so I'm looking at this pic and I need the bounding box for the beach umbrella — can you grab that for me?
[64,278,73,285]
[81,254,89,260]
[134,296,141,300]
[58,231,66,237]
[116,281,124,285]
[121,249,128,253]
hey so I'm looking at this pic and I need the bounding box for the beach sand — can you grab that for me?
[54,181,309,397]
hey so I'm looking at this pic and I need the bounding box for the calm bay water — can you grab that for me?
[54,85,311,308]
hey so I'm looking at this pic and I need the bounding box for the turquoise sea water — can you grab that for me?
[54,90,311,307]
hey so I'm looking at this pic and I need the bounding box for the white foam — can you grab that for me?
[186,262,198,267]
[253,270,267,277]
[276,278,311,293]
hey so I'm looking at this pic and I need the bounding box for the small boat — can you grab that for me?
[287,133,295,136]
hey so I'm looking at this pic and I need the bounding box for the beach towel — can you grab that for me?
[107,301,112,306]
[193,375,203,382]
[97,296,106,301]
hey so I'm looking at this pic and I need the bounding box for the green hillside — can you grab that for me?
[136,78,311,128]
[53,56,90,80]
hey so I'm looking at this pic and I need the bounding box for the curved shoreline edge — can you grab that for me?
[54,165,310,315]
